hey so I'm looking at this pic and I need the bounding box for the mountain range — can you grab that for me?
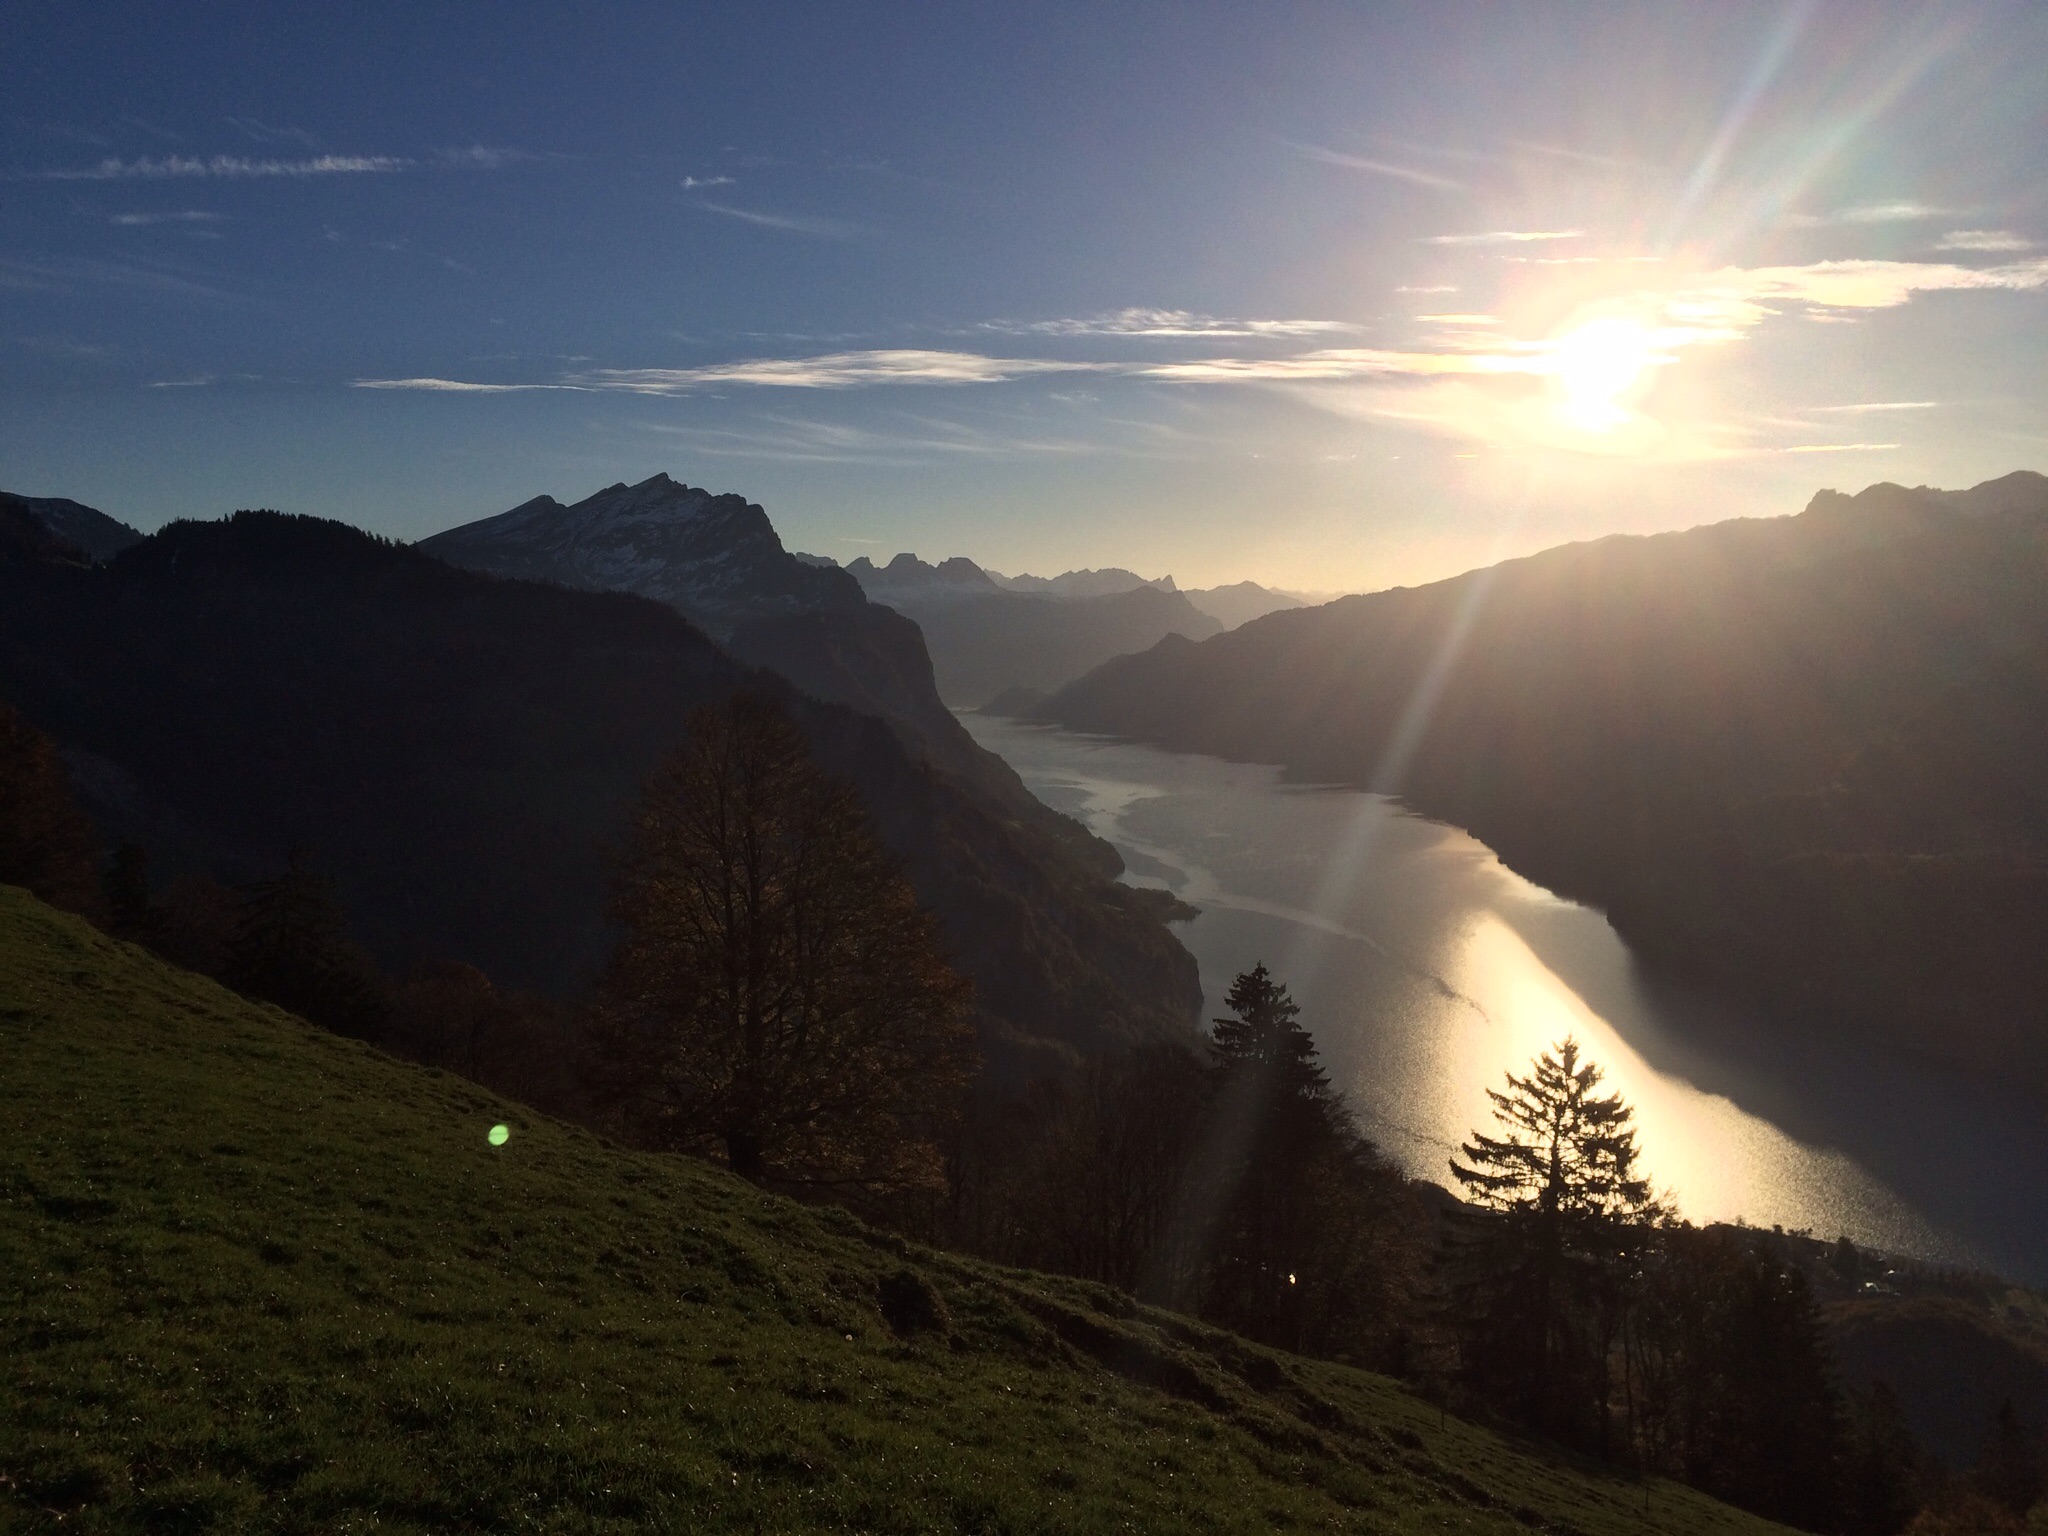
[0,483,1202,1075]
[1039,471,2048,1103]
[830,549,1312,706]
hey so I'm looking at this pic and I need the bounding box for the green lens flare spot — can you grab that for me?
[488,1123,510,1147]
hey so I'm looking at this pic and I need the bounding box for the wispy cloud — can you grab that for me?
[1937,228,2031,252]
[147,375,216,388]
[346,247,2048,444]
[1286,142,1464,191]
[1129,348,1565,385]
[352,377,560,393]
[1396,284,1458,294]
[1673,255,2048,328]
[682,175,735,189]
[25,153,409,181]
[353,350,1091,395]
[109,209,224,226]
[632,413,1102,465]
[1783,200,1950,228]
[1424,229,1583,246]
[573,350,1085,391]
[983,308,1355,338]
[694,201,865,239]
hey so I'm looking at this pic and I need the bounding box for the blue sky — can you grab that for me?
[5,1,2045,589]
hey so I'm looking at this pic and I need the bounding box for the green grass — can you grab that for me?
[0,885,1791,1534]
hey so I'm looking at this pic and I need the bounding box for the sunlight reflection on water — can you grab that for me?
[965,714,2047,1279]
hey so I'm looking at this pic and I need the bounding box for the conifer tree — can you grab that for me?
[1451,1036,1658,1223]
[1195,964,1364,1347]
[592,692,975,1197]
[1447,1037,1664,1447]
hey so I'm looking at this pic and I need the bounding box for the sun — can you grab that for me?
[1547,315,1665,432]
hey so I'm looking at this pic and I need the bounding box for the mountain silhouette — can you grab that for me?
[0,510,1200,1074]
[1041,472,2048,1099]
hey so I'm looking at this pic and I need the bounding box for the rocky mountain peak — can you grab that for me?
[846,552,1002,598]
[418,474,865,635]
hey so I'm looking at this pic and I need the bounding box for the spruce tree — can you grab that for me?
[1446,1037,1663,1447]
[1195,964,1354,1347]
[1450,1036,1657,1222]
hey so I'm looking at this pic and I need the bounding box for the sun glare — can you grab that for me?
[1547,315,1664,432]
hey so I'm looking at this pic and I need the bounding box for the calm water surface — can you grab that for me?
[964,714,2048,1285]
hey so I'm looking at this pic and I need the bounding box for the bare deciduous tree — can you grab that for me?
[592,693,975,1196]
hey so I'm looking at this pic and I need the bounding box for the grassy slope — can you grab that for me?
[0,886,1788,1535]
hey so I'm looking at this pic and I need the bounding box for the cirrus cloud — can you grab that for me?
[25,153,410,180]
[1937,229,2032,252]
[982,308,1356,338]
[1425,229,1583,246]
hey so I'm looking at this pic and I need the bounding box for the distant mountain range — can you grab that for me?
[988,565,1177,600]
[820,549,1303,706]
[1,482,1203,1075]
[1039,471,2048,1103]
[841,549,1308,626]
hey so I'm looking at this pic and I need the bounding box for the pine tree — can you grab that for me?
[1451,1036,1658,1223]
[1193,964,1362,1347]
[1446,1037,1664,1447]
[591,692,975,1197]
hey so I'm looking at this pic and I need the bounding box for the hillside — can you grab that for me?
[0,885,1790,1535]
[0,512,1199,1073]
[1040,473,2048,1100]
[418,479,1130,918]
[1183,580,1307,631]
[0,491,144,563]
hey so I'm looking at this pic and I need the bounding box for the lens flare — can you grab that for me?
[1548,316,1662,431]
[488,1123,510,1146]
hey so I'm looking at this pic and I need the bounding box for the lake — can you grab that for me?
[964,713,2048,1285]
